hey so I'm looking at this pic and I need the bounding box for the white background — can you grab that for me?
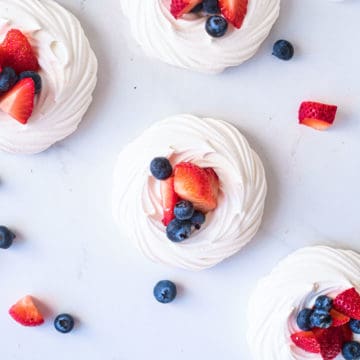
[0,0,359,359]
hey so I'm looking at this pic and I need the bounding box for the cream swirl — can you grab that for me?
[0,0,97,154]
[247,246,360,360]
[120,0,280,73]
[112,115,267,271]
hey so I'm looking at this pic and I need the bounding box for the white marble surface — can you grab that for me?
[0,0,359,359]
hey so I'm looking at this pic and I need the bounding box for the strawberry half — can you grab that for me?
[0,78,35,124]
[299,101,338,131]
[290,331,320,353]
[330,308,350,327]
[1,29,39,74]
[219,0,249,29]
[160,176,179,226]
[333,288,360,320]
[170,0,203,19]
[174,162,219,213]
[9,295,44,327]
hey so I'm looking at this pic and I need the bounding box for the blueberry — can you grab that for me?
[174,200,194,221]
[205,15,228,38]
[0,67,18,93]
[190,211,206,229]
[349,319,360,334]
[272,40,294,61]
[342,341,360,360]
[54,314,75,333]
[314,295,333,311]
[191,3,203,12]
[203,0,220,14]
[0,226,16,249]
[19,71,42,94]
[310,309,332,329]
[296,308,313,331]
[153,280,177,304]
[150,157,172,180]
[166,219,192,242]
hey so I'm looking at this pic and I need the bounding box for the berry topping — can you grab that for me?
[206,15,228,38]
[174,162,219,213]
[19,71,42,94]
[0,226,16,249]
[0,78,35,124]
[310,309,333,329]
[315,295,333,312]
[190,210,206,229]
[219,0,248,29]
[160,176,179,226]
[272,40,294,61]
[54,314,75,334]
[150,157,173,180]
[170,0,203,19]
[153,280,177,304]
[9,295,44,327]
[166,219,192,242]
[334,288,360,320]
[342,341,360,360]
[290,331,320,354]
[191,3,204,12]
[349,319,360,334]
[0,67,18,93]
[297,308,314,331]
[330,309,350,327]
[203,0,220,14]
[174,200,195,221]
[299,101,338,131]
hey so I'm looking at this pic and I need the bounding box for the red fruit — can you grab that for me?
[174,162,219,213]
[0,78,35,124]
[9,295,44,327]
[160,176,179,226]
[330,308,350,327]
[219,0,249,29]
[170,0,203,19]
[299,101,338,131]
[1,29,39,74]
[333,288,360,320]
[290,331,320,353]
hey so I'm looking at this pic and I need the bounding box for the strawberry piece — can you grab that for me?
[174,162,219,213]
[170,0,203,19]
[9,295,44,327]
[0,78,35,124]
[333,288,360,320]
[219,0,249,29]
[1,29,39,74]
[330,308,350,327]
[290,331,320,353]
[161,176,179,226]
[299,101,338,131]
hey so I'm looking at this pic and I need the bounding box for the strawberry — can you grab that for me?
[9,295,44,326]
[219,0,249,29]
[160,176,179,226]
[0,78,35,124]
[298,101,338,131]
[290,331,320,353]
[330,308,350,327]
[174,162,219,213]
[333,288,360,320]
[170,0,203,19]
[1,29,39,74]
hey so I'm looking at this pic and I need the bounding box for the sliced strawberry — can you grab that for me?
[9,295,44,327]
[170,0,203,19]
[219,0,248,29]
[0,78,35,124]
[161,176,179,226]
[333,288,360,320]
[290,331,320,353]
[299,101,338,131]
[174,162,219,213]
[1,29,39,74]
[330,308,350,327]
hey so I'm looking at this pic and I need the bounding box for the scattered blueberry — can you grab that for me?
[342,341,360,360]
[19,71,42,94]
[203,0,220,14]
[190,211,206,229]
[174,200,194,221]
[191,3,203,13]
[166,219,192,242]
[349,319,360,334]
[296,308,313,331]
[150,157,173,180]
[314,295,333,312]
[0,226,16,249]
[0,67,17,93]
[310,309,332,329]
[272,40,294,61]
[153,280,177,304]
[54,314,75,334]
[205,15,228,38]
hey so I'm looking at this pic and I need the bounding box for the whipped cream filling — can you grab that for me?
[0,0,97,154]
[247,246,360,360]
[113,115,267,271]
[120,0,280,73]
